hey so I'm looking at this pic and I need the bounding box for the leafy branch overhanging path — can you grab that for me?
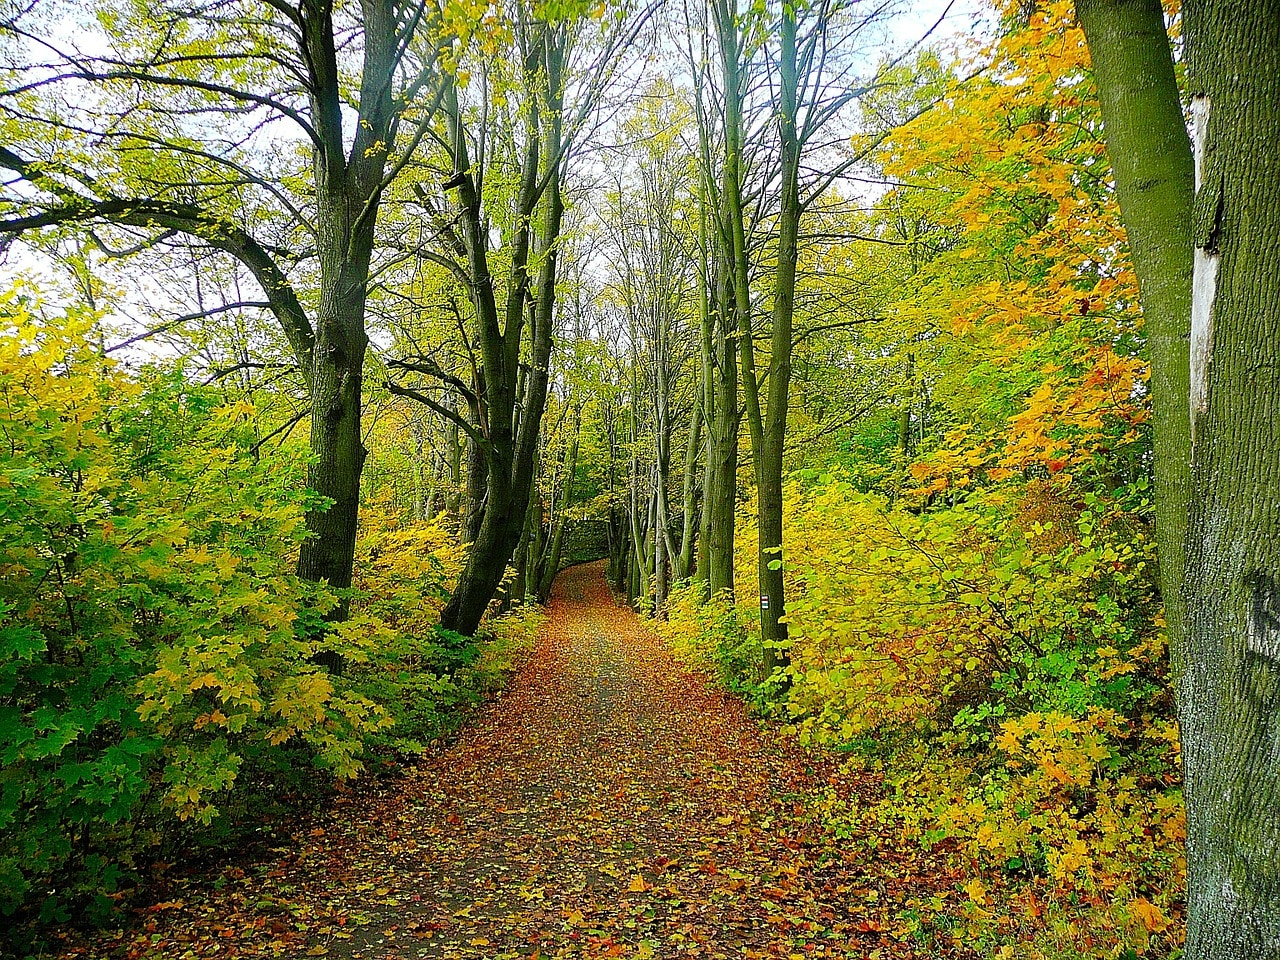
[60,562,958,959]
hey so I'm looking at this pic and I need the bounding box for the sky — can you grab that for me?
[3,0,1000,362]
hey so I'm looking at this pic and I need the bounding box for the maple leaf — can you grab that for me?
[1129,897,1170,932]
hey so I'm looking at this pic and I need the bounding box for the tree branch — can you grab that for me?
[0,190,315,386]
[104,301,273,354]
[387,356,479,406]
[385,380,490,454]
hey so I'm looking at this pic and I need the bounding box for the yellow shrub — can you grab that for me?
[721,473,1183,955]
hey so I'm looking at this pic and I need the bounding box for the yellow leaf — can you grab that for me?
[962,878,988,905]
[1129,897,1169,932]
[627,875,649,893]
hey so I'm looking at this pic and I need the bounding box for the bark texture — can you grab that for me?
[295,0,403,667]
[1179,3,1280,956]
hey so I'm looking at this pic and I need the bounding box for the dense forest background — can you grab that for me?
[0,0,1219,955]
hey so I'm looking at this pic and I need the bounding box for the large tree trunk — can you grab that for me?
[439,33,566,635]
[1076,2,1280,951]
[705,264,739,598]
[297,286,368,610]
[1177,5,1280,956]
[294,0,399,656]
[442,434,518,631]
[295,240,372,676]
[1076,0,1193,666]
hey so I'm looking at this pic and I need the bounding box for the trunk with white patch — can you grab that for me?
[1179,5,1280,957]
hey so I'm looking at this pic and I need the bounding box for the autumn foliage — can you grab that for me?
[0,290,536,931]
[0,0,1201,954]
[663,3,1184,956]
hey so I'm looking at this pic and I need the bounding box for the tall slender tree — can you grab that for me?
[391,1,648,634]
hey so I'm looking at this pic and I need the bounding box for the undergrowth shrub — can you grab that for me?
[661,583,763,701]
[0,295,542,939]
[666,469,1184,958]
[0,300,390,926]
[350,507,542,754]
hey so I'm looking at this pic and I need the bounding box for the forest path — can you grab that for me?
[53,561,952,960]
[306,560,906,960]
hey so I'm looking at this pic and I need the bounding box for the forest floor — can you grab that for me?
[47,561,963,960]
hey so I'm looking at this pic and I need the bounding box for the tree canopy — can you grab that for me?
[4,0,1280,957]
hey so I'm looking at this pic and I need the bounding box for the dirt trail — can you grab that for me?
[308,561,890,959]
[53,561,943,960]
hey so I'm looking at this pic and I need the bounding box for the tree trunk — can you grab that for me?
[447,412,463,522]
[750,1,799,681]
[629,470,653,610]
[514,493,541,606]
[611,508,631,594]
[294,0,398,649]
[1177,5,1280,956]
[298,173,383,676]
[899,352,915,456]
[295,263,370,675]
[674,394,703,581]
[296,294,367,611]
[1076,0,1193,667]
[537,405,581,602]
[693,203,716,596]
[702,0,750,605]
[653,334,672,611]
[653,487,668,613]
[462,395,489,545]
[705,264,739,598]
[439,34,566,636]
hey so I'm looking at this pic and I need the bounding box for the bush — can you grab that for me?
[671,470,1183,957]
[0,297,397,927]
[661,582,764,701]
[348,506,541,754]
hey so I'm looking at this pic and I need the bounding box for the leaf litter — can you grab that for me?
[47,561,964,960]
